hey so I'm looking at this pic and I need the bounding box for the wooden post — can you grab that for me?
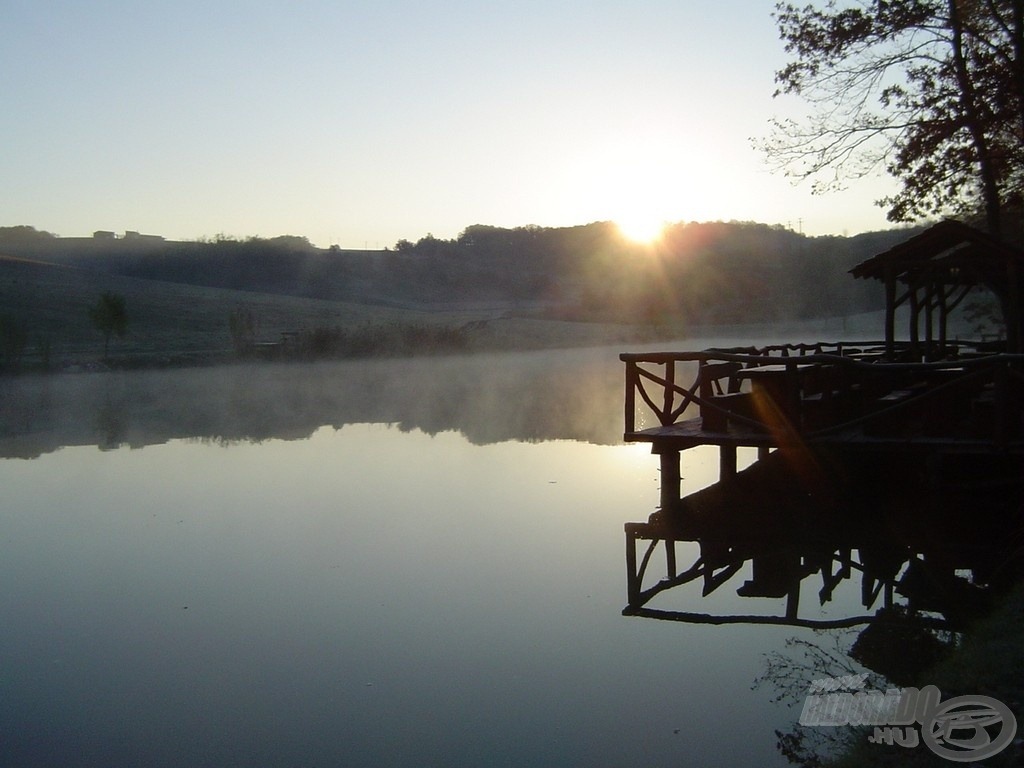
[624,360,637,435]
[994,362,1009,448]
[720,444,737,480]
[625,524,639,607]
[885,266,896,358]
[785,581,800,620]
[661,360,675,425]
[909,285,921,356]
[1005,258,1021,354]
[924,279,935,359]
[659,449,680,510]
[665,539,677,579]
[939,284,950,353]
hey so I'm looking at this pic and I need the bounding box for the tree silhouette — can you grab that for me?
[762,1,1024,236]
[88,292,128,359]
[228,305,258,357]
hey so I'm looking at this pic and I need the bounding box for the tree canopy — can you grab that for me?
[88,292,128,359]
[763,0,1024,237]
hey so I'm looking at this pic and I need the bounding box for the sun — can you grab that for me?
[616,216,666,244]
[559,133,692,244]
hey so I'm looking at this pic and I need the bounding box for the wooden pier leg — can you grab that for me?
[665,539,677,579]
[625,525,640,607]
[757,445,770,462]
[720,444,737,480]
[994,363,1009,448]
[785,581,801,620]
[658,449,681,511]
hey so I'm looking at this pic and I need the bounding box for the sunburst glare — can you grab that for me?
[616,216,667,244]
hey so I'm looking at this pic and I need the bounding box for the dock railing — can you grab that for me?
[621,342,1024,448]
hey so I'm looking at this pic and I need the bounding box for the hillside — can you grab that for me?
[0,253,664,370]
[0,221,924,370]
[2,222,917,311]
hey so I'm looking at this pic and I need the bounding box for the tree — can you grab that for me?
[88,292,128,359]
[762,0,1024,237]
[0,225,57,244]
[228,305,259,357]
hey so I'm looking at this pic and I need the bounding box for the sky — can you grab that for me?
[2,1,900,248]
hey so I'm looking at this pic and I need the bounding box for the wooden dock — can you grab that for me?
[622,343,1024,509]
[618,222,1024,623]
[619,348,1024,625]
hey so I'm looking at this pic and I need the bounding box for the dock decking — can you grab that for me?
[622,342,1024,507]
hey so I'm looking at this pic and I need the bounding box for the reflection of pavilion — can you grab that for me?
[619,221,1024,627]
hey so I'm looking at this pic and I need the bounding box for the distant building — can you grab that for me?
[93,230,116,240]
[123,230,164,242]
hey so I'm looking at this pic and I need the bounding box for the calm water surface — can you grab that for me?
[1,340,877,767]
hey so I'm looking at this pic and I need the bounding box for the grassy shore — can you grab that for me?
[0,253,673,371]
[826,582,1024,767]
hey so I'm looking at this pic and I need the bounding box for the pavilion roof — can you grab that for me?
[849,219,1024,285]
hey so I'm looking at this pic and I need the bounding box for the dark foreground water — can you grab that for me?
[0,339,904,767]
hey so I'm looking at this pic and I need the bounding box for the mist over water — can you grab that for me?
[0,347,632,457]
[1,317,883,457]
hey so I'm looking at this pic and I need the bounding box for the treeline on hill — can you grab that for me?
[0,221,918,325]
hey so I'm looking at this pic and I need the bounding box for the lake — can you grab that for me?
[0,335,907,767]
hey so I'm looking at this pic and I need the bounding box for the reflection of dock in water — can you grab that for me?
[623,451,1017,629]
[619,221,1024,627]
